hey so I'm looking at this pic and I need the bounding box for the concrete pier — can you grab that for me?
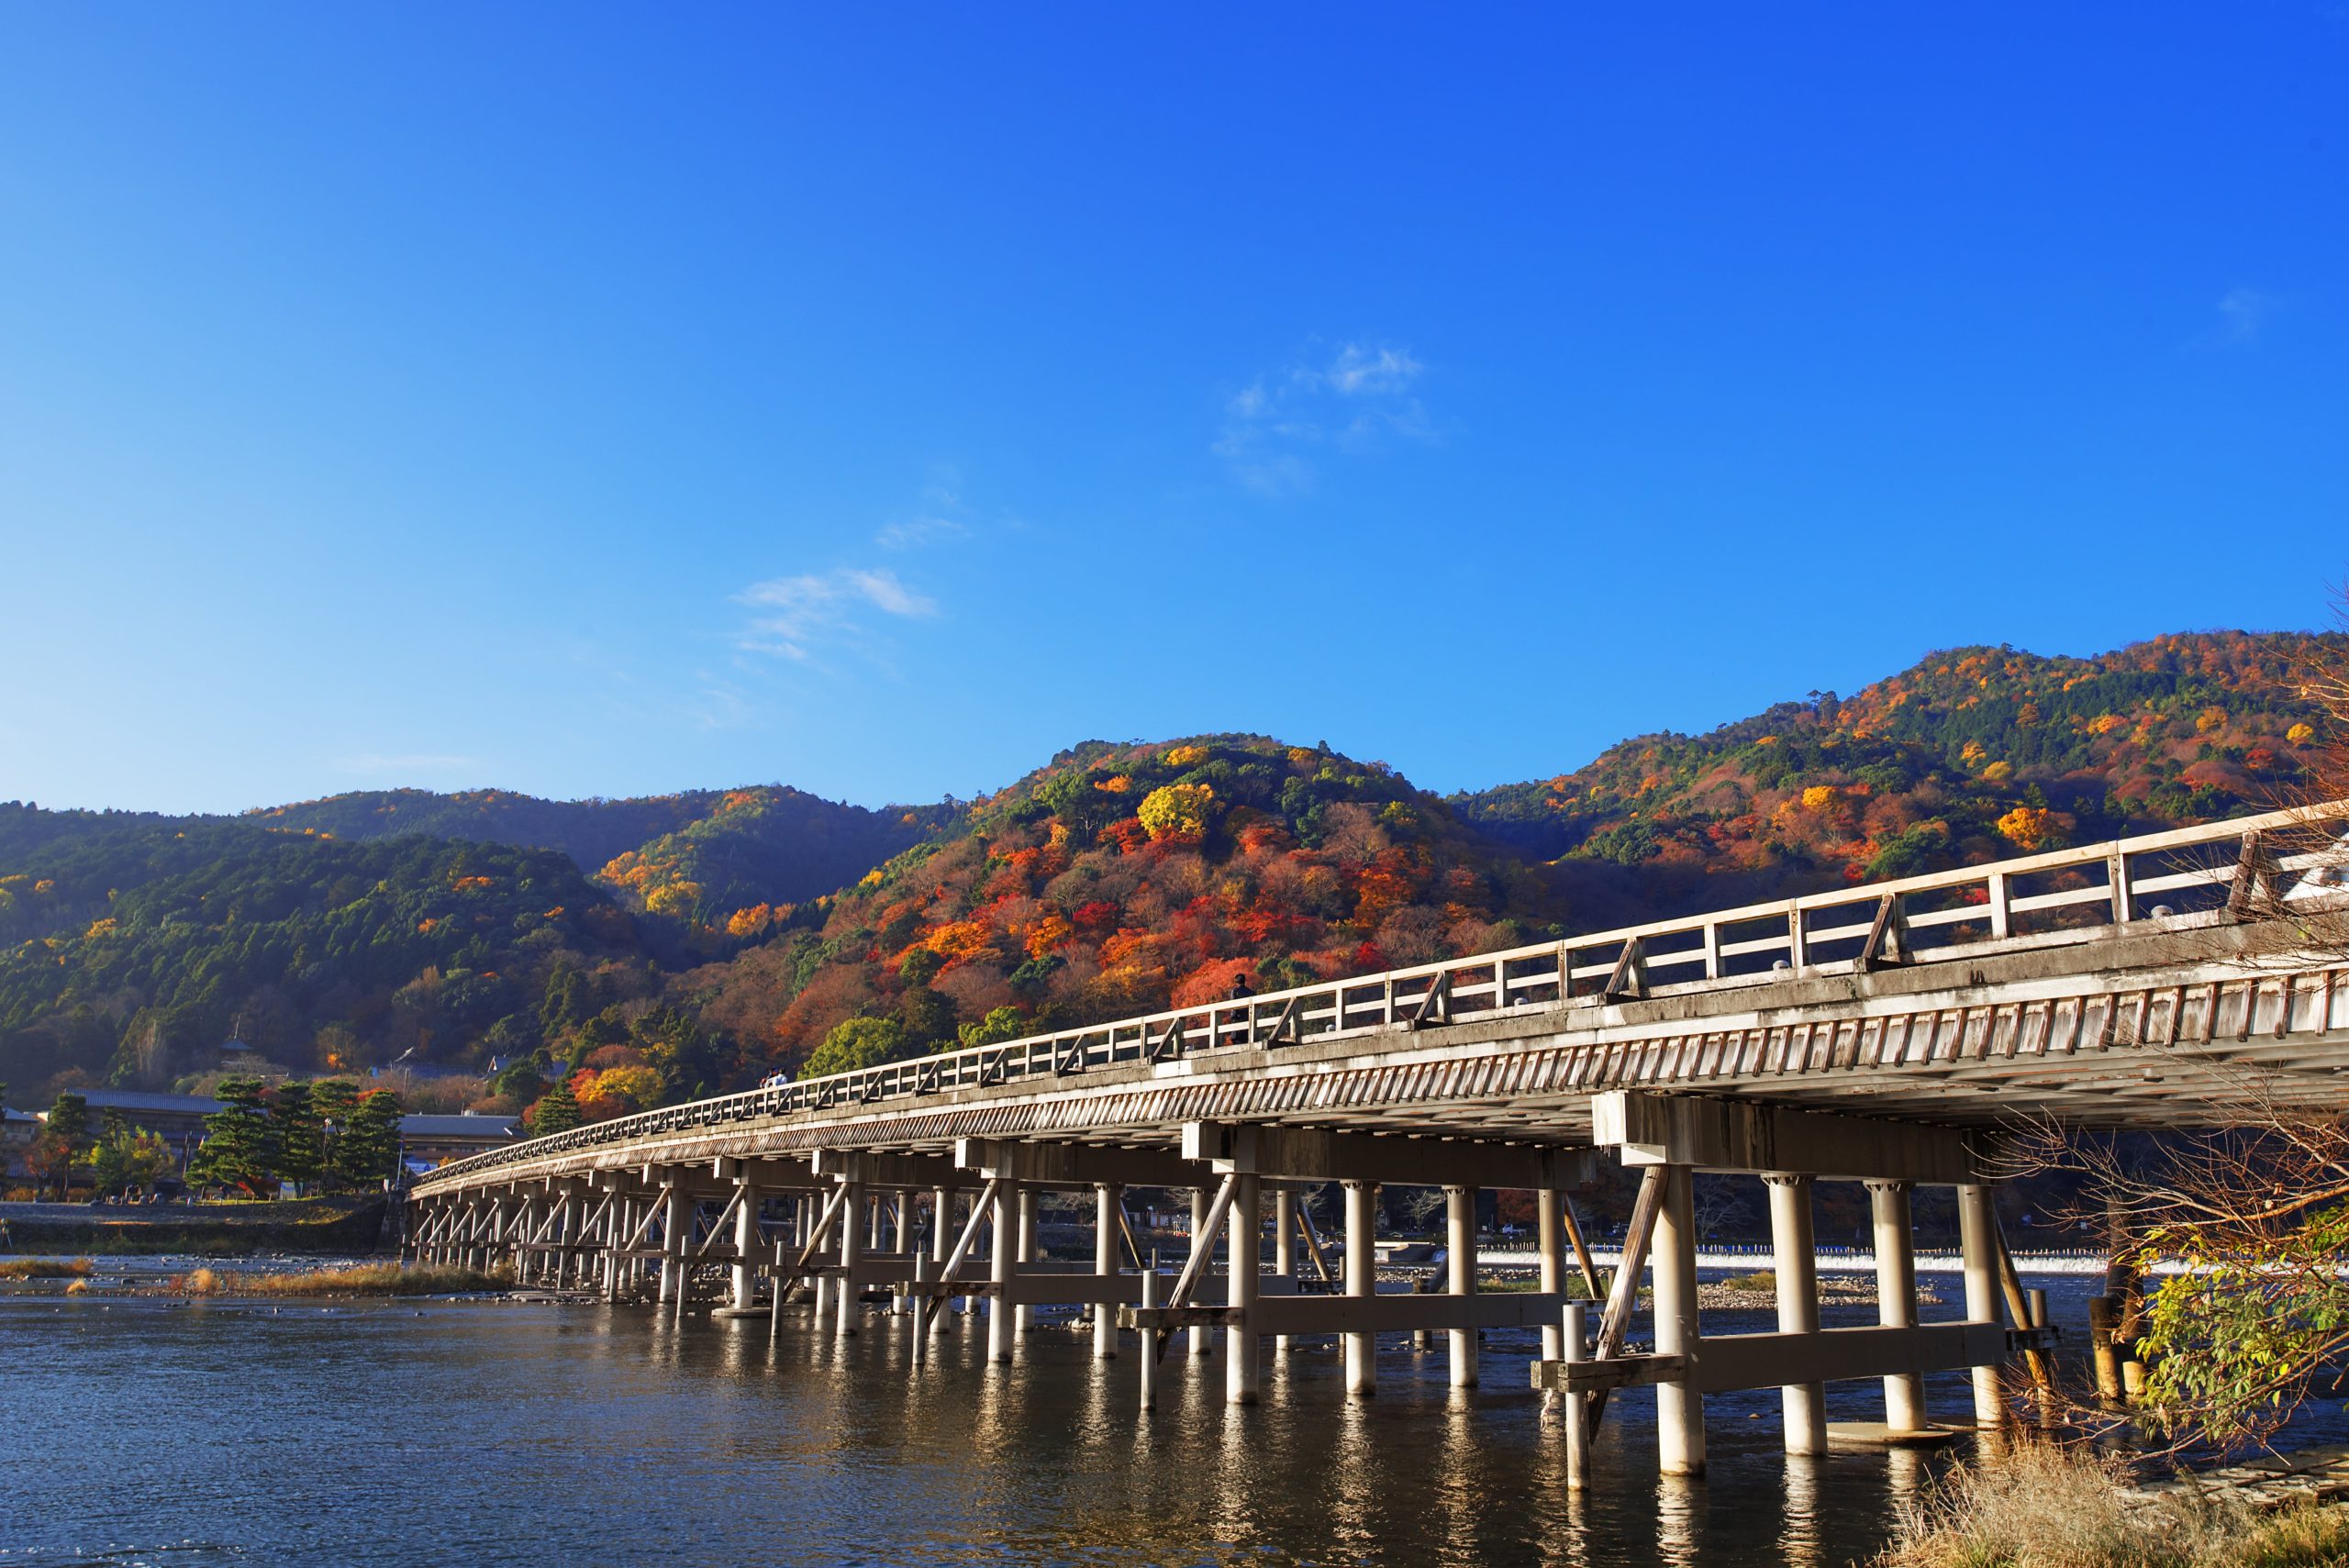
[1094,1183,1121,1359]
[1444,1185,1477,1388]
[1868,1180,1925,1434]
[1343,1180,1376,1399]
[1765,1174,1827,1455]
[1653,1163,1705,1477]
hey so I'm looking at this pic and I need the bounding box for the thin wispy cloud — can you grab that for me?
[735,567,938,662]
[875,515,967,550]
[2213,287,2275,347]
[1216,340,1434,494]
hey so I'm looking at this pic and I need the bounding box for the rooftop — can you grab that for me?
[399,1114,522,1139]
[66,1090,227,1116]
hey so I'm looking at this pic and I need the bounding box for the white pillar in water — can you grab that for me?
[1094,1183,1122,1360]
[1765,1173,1827,1456]
[1188,1187,1213,1357]
[1538,1186,1567,1363]
[1014,1187,1040,1338]
[835,1179,864,1339]
[1343,1180,1378,1398]
[730,1184,759,1311]
[987,1182,1016,1363]
[1957,1182,2005,1430]
[659,1186,685,1304]
[1445,1185,1478,1388]
[1272,1187,1297,1358]
[1869,1179,1925,1433]
[1228,1173,1262,1406]
[1653,1164,1706,1477]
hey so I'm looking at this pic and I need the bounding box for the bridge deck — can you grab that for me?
[416,805,2349,1195]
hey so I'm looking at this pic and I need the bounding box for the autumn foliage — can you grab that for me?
[676,737,1557,1074]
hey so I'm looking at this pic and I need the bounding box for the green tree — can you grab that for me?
[310,1079,360,1189]
[800,1015,910,1079]
[186,1077,277,1197]
[272,1080,322,1194]
[529,1076,581,1136]
[28,1091,91,1200]
[335,1087,404,1186]
[956,1006,1028,1049]
[89,1121,174,1196]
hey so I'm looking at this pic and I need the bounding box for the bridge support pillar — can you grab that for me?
[1272,1187,1297,1357]
[988,1182,1016,1362]
[1654,1163,1706,1477]
[1868,1179,1926,1433]
[730,1182,760,1312]
[1957,1183,2006,1429]
[600,1196,619,1294]
[1227,1173,1261,1406]
[659,1185,685,1305]
[1765,1174,1828,1456]
[1343,1179,1378,1398]
[892,1195,914,1315]
[835,1176,865,1338]
[1015,1186,1040,1338]
[1188,1187,1213,1357]
[1094,1183,1122,1359]
[1446,1185,1479,1387]
[931,1187,960,1322]
[1537,1187,1565,1363]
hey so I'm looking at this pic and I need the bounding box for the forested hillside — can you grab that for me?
[0,810,660,1095]
[674,737,1561,1075]
[248,785,954,917]
[1453,631,2338,927]
[2,628,2334,1122]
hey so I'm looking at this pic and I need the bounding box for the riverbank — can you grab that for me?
[1877,1441,2349,1567]
[0,1196,389,1256]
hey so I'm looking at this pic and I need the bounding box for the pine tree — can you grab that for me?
[529,1076,581,1136]
[310,1079,360,1189]
[187,1077,277,1197]
[28,1091,91,1200]
[337,1088,404,1187]
[271,1081,322,1194]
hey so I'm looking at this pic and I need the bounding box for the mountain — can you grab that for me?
[244,785,955,917]
[0,808,660,1096]
[2,628,2336,1118]
[673,736,1563,1072]
[1453,630,2338,928]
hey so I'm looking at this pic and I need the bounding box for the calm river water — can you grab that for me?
[5,1270,2338,1567]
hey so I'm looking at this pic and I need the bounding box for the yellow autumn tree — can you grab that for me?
[1994,806,2055,851]
[1138,783,1217,843]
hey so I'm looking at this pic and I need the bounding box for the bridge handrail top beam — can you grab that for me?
[409,799,2348,1194]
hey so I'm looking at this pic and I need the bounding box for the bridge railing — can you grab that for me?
[418,802,2347,1188]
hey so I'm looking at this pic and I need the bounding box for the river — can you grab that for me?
[6,1269,2340,1566]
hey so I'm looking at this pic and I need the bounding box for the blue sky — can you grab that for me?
[3,6,2343,815]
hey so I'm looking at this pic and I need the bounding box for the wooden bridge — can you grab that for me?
[406,803,2349,1480]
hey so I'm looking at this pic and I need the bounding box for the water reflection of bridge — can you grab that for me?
[408,804,2349,1480]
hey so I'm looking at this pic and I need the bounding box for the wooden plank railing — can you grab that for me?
[416,802,2348,1187]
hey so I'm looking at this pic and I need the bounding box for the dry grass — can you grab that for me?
[1876,1441,2349,1568]
[1718,1269,1776,1293]
[242,1262,510,1296]
[0,1257,95,1280]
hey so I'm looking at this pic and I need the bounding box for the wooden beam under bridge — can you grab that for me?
[1591,1091,1997,1182]
[1182,1122,1597,1188]
[1532,1321,2056,1396]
